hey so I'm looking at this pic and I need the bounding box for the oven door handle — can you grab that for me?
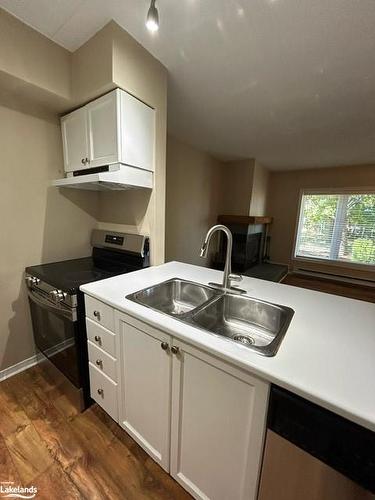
[27,289,77,322]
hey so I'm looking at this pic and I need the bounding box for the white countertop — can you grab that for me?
[81,261,375,432]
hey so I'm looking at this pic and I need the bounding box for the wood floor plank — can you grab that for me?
[67,453,126,500]
[0,380,30,439]
[27,463,83,500]
[9,375,84,471]
[0,433,21,484]
[0,367,192,499]
[53,392,80,422]
[5,424,54,484]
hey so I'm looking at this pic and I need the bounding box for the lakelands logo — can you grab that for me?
[0,483,37,499]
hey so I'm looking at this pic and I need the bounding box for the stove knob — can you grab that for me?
[26,276,40,287]
[49,290,66,303]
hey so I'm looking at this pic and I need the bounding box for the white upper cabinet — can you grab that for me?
[61,89,155,174]
[61,107,89,172]
[86,91,120,168]
[120,91,154,173]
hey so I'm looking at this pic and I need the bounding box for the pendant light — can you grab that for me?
[146,0,159,32]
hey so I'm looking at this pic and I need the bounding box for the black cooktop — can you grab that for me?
[26,257,121,294]
[26,247,148,294]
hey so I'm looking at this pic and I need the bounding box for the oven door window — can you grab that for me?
[28,294,81,388]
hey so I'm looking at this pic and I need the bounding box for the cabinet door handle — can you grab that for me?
[81,158,86,165]
[93,310,101,320]
[97,388,104,396]
[171,346,180,355]
[86,157,90,164]
[94,335,101,343]
[96,359,103,367]
[161,341,169,351]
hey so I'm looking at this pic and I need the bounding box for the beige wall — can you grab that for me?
[250,162,270,216]
[0,13,168,371]
[267,165,375,277]
[71,23,114,106]
[220,159,254,215]
[0,9,71,110]
[219,159,270,217]
[165,144,273,266]
[0,105,98,371]
[166,136,226,266]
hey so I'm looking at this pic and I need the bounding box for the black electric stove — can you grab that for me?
[25,230,149,411]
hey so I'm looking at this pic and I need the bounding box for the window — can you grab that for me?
[295,192,375,266]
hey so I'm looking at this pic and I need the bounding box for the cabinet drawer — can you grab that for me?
[85,295,114,331]
[89,363,118,421]
[86,318,116,357]
[88,340,117,382]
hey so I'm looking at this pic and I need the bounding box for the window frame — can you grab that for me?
[292,187,375,271]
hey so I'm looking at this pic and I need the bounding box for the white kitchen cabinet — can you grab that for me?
[117,314,172,471]
[61,88,154,174]
[170,339,269,500]
[84,302,269,499]
[86,91,120,168]
[61,107,88,172]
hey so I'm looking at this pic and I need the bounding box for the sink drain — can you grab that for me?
[233,334,255,346]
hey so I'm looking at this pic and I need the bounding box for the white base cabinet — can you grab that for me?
[84,299,270,500]
[114,311,269,500]
[118,315,172,471]
[170,339,269,500]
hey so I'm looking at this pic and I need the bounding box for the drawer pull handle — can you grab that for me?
[161,342,169,351]
[93,310,101,320]
[96,359,103,367]
[171,346,180,355]
[97,388,104,396]
[94,335,101,343]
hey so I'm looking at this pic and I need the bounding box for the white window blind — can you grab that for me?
[295,192,375,265]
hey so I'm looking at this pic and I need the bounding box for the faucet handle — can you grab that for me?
[229,273,243,283]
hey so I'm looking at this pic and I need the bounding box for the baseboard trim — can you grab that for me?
[0,352,43,382]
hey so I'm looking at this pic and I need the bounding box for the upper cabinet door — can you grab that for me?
[120,91,155,172]
[117,314,172,472]
[170,340,270,500]
[61,108,89,173]
[61,89,154,174]
[86,91,120,168]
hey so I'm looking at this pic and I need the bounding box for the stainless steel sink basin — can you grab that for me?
[126,278,294,356]
[126,278,220,317]
[188,294,294,356]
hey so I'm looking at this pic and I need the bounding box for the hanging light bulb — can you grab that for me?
[146,0,159,32]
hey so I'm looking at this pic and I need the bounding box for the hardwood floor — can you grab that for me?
[282,273,375,303]
[0,365,191,500]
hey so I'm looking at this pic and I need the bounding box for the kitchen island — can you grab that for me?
[81,261,375,500]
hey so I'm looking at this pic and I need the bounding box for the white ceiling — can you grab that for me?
[1,0,375,170]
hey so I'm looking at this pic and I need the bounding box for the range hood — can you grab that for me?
[52,164,153,191]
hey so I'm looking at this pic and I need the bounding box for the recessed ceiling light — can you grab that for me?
[146,0,159,32]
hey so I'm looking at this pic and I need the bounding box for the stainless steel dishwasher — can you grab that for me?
[258,386,375,500]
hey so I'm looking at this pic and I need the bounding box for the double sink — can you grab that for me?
[126,278,294,357]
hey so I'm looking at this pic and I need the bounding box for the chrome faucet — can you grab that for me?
[200,224,246,294]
